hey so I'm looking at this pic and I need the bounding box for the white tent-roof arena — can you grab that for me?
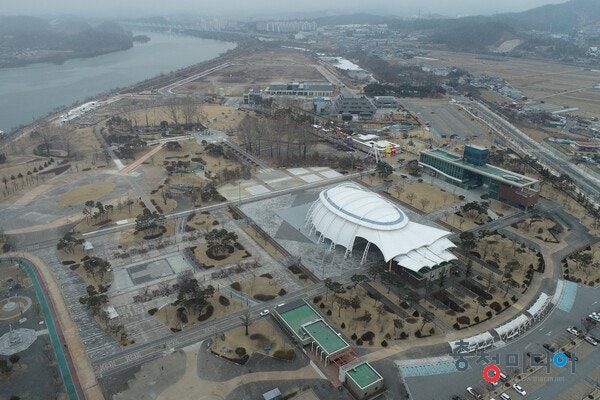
[305,183,456,272]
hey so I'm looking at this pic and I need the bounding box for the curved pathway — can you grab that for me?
[156,347,320,400]
[3,252,104,400]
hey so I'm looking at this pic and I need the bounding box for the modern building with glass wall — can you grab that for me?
[419,145,539,208]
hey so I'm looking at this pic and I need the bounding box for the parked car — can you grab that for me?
[585,336,598,346]
[542,343,556,352]
[564,351,578,361]
[500,393,511,400]
[566,326,580,336]
[466,387,482,399]
[589,312,600,322]
[512,384,526,396]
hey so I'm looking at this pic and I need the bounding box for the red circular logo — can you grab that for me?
[483,364,501,383]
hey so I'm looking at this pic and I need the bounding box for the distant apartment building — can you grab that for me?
[256,21,317,33]
[333,94,376,116]
[264,82,333,97]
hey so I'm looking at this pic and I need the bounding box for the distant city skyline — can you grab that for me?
[1,0,570,19]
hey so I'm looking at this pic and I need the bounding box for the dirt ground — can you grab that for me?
[210,318,289,358]
[56,182,116,206]
[153,291,245,331]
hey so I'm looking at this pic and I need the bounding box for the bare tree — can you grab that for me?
[181,98,199,127]
[166,98,181,126]
[240,309,252,336]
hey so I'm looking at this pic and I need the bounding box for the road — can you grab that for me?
[157,62,233,95]
[75,167,375,242]
[459,97,600,205]
[93,266,366,378]
[405,285,600,400]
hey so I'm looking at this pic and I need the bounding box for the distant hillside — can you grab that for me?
[495,0,600,32]
[429,21,517,53]
[401,0,595,57]
[0,16,133,68]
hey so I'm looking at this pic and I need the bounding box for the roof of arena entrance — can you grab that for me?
[305,183,456,273]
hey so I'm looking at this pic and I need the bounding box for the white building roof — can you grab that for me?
[307,184,455,272]
[494,314,529,337]
[526,293,550,316]
[449,332,494,352]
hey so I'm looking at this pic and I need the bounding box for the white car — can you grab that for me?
[466,387,482,399]
[500,393,511,400]
[512,384,526,396]
[259,309,270,316]
[585,336,598,346]
[566,326,579,336]
[589,312,600,322]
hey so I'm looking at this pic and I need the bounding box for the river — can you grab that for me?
[0,32,236,133]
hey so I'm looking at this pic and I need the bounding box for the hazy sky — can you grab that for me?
[1,0,569,18]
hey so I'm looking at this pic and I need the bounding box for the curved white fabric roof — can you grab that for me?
[494,314,530,337]
[307,183,456,272]
[526,293,550,316]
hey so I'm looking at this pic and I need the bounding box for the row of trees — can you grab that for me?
[237,112,315,162]
[1,160,53,195]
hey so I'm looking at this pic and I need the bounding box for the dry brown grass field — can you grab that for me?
[211,318,289,359]
[176,49,324,96]
[410,50,600,118]
[322,284,439,345]
[389,181,462,213]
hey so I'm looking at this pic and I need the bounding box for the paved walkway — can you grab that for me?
[156,346,320,400]
[7,252,104,400]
